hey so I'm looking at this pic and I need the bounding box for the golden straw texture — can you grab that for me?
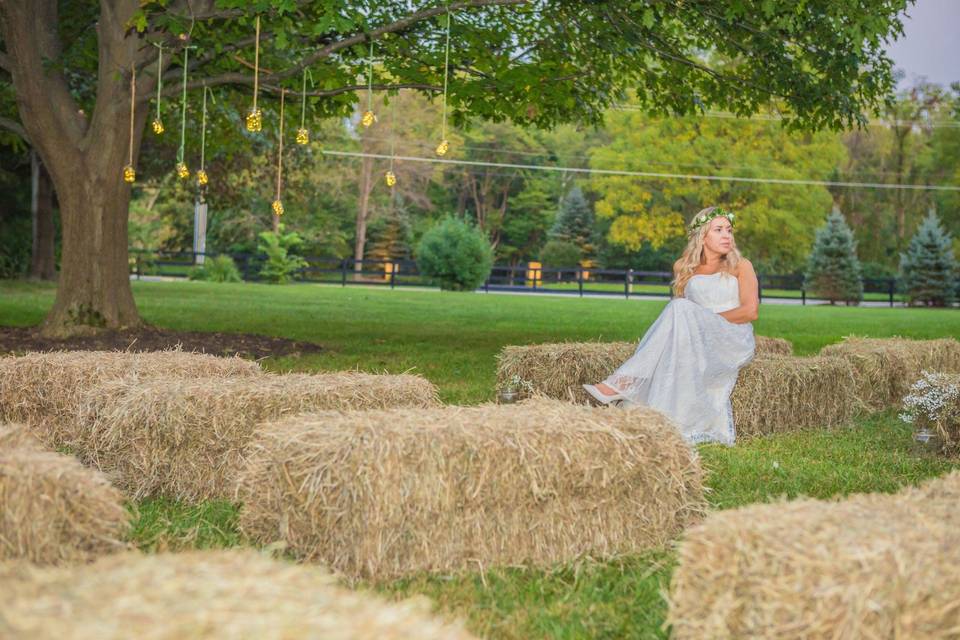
[0,550,476,639]
[730,354,860,438]
[74,372,440,501]
[0,448,130,564]
[667,472,960,639]
[820,336,960,410]
[238,398,705,581]
[0,350,261,447]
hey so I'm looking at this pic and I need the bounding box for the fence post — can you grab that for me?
[390,262,396,289]
[625,268,633,299]
[341,259,348,287]
[757,275,763,303]
[889,278,894,307]
[135,253,141,280]
[578,266,583,297]
[801,286,806,306]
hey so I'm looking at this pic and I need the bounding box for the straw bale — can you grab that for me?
[0,448,129,565]
[237,398,705,581]
[495,335,792,402]
[667,471,960,639]
[0,550,476,640]
[74,372,440,501]
[730,354,860,438]
[820,336,960,410]
[0,423,43,451]
[0,349,261,447]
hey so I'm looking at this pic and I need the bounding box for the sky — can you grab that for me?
[885,0,960,88]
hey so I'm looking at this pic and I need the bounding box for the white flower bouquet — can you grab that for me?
[899,371,960,454]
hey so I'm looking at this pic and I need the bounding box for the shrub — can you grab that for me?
[416,217,493,291]
[257,228,308,284]
[188,254,242,283]
[539,239,582,268]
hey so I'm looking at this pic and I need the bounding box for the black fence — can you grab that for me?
[129,249,903,306]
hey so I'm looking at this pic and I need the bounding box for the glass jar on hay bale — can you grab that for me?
[900,371,960,456]
[497,374,534,404]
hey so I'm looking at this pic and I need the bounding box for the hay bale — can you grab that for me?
[237,398,705,581]
[0,350,261,447]
[496,335,792,402]
[0,423,43,451]
[730,354,860,438]
[820,336,960,410]
[74,372,441,501]
[667,471,960,639]
[0,448,130,564]
[0,550,476,639]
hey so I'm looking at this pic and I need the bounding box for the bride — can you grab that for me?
[583,206,759,445]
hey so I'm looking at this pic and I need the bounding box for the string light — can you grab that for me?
[361,40,376,127]
[296,68,312,144]
[385,93,397,187]
[197,84,214,187]
[435,9,452,156]
[175,45,194,179]
[272,88,286,218]
[246,16,263,132]
[123,63,136,183]
[151,44,164,134]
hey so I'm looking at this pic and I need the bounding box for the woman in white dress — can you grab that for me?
[583,206,759,445]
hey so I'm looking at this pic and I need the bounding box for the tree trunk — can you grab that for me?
[41,146,142,335]
[354,147,375,275]
[1,0,154,336]
[29,149,56,280]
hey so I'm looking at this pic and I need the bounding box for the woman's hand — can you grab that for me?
[719,259,759,324]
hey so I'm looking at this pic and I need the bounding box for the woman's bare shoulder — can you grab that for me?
[734,258,756,277]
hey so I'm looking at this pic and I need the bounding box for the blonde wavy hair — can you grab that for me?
[672,206,743,297]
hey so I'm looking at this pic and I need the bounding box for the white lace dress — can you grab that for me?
[603,272,755,445]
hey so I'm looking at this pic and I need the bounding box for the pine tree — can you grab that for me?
[549,186,595,259]
[804,208,864,305]
[899,209,957,307]
[365,207,413,263]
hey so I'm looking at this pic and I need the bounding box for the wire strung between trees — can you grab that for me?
[320,149,960,192]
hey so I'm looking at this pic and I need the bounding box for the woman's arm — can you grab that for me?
[719,259,759,324]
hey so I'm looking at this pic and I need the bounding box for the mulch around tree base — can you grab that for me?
[0,326,324,360]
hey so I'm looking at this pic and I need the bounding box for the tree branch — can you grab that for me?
[0,115,29,142]
[260,81,443,98]
[186,0,527,91]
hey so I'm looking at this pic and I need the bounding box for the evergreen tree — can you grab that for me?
[366,206,413,263]
[899,209,957,307]
[549,186,595,260]
[804,208,864,305]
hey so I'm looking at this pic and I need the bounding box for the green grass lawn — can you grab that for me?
[3,279,959,638]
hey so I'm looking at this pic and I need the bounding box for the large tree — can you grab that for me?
[0,0,909,335]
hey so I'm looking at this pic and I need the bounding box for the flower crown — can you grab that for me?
[690,207,735,233]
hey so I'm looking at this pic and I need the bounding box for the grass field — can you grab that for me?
[3,279,959,638]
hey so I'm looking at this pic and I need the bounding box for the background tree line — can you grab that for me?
[3,80,957,280]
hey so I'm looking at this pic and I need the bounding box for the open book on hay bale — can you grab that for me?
[71,372,440,502]
[237,398,705,581]
[0,550,475,639]
[667,471,960,639]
